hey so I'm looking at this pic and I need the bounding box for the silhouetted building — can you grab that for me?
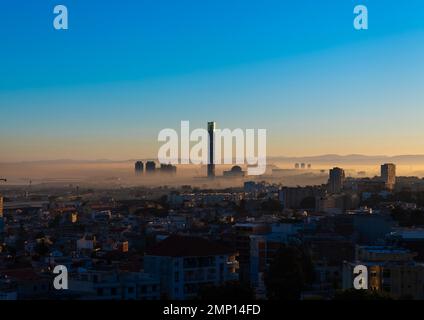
[381,163,396,191]
[145,161,156,173]
[334,213,394,243]
[223,165,245,177]
[317,194,346,215]
[328,167,345,194]
[207,121,216,178]
[279,186,324,209]
[134,161,144,175]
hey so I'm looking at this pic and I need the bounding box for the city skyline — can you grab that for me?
[4,0,424,307]
[2,1,424,161]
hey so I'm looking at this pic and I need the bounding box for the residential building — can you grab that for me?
[381,163,396,191]
[328,167,345,194]
[144,235,238,300]
[343,246,424,299]
[69,270,160,300]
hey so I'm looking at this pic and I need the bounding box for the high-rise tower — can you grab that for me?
[207,121,216,178]
[328,167,345,194]
[381,163,396,190]
[0,194,3,219]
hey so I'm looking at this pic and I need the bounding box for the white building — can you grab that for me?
[69,270,160,300]
[144,235,239,300]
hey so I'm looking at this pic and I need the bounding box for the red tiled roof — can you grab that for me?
[146,235,234,257]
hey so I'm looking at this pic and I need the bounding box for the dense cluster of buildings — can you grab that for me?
[135,161,177,175]
[295,163,312,169]
[1,161,424,300]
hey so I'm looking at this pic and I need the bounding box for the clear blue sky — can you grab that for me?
[1,0,424,161]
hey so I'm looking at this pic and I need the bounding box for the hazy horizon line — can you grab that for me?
[2,154,424,164]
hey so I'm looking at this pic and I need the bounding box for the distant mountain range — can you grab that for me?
[2,154,424,165]
[269,154,424,164]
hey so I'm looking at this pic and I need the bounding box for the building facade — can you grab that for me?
[207,121,216,178]
[381,163,396,191]
[328,167,345,194]
[343,246,424,299]
[144,235,238,300]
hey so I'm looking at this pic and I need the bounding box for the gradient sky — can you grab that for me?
[1,0,424,161]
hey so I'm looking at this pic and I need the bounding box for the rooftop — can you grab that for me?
[146,235,234,257]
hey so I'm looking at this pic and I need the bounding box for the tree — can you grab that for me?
[264,245,315,300]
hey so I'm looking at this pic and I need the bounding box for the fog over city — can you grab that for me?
[2,155,424,189]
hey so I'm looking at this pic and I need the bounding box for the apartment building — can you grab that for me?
[144,235,239,300]
[343,246,424,299]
